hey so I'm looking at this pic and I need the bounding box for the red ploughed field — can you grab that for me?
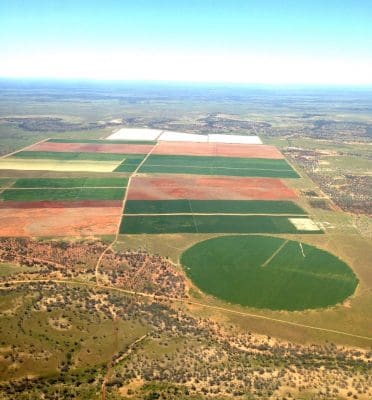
[153,142,284,159]
[0,206,122,237]
[28,142,154,154]
[127,175,297,200]
[0,200,122,209]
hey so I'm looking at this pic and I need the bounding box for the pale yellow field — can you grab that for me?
[0,158,121,173]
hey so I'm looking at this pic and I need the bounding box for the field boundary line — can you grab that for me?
[123,213,308,217]
[7,186,127,190]
[1,278,371,341]
[261,240,289,267]
[0,137,51,159]
[188,199,199,233]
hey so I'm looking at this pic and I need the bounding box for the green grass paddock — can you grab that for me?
[119,215,321,234]
[124,200,306,215]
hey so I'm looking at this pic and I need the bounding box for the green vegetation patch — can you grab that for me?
[139,155,298,178]
[47,138,157,145]
[114,155,146,172]
[124,200,306,215]
[120,215,196,234]
[181,235,358,311]
[12,177,128,188]
[0,187,125,201]
[119,215,320,234]
[0,178,12,188]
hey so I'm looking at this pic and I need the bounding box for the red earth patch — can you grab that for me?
[0,200,122,209]
[28,142,154,154]
[153,142,283,159]
[127,175,298,200]
[0,207,122,237]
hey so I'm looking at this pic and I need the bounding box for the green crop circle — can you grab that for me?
[181,235,358,311]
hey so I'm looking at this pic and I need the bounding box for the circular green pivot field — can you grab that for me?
[181,235,358,311]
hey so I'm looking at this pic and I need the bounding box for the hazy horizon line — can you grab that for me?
[1,76,372,90]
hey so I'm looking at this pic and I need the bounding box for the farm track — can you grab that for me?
[95,143,159,284]
[261,240,289,267]
[1,278,371,342]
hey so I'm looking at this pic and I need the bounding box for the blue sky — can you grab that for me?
[1,0,372,84]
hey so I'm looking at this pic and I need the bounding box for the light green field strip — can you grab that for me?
[12,177,128,188]
[0,187,126,201]
[0,158,122,173]
[124,200,307,215]
[139,154,299,178]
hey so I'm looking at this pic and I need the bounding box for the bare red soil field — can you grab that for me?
[153,142,283,159]
[0,200,122,209]
[127,175,297,200]
[28,142,154,154]
[0,206,122,236]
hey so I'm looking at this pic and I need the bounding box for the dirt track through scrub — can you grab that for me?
[0,279,369,341]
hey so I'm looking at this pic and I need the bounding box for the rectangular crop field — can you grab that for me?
[124,200,306,215]
[114,156,147,172]
[0,158,121,173]
[139,155,298,178]
[127,175,298,201]
[11,151,126,161]
[0,187,125,202]
[154,142,283,159]
[106,128,163,141]
[0,206,122,237]
[12,177,128,188]
[158,131,208,142]
[28,142,154,154]
[119,215,322,234]
[47,138,157,145]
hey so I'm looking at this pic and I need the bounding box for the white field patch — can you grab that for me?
[158,131,208,142]
[0,158,120,173]
[208,134,262,144]
[289,218,321,232]
[106,128,163,141]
